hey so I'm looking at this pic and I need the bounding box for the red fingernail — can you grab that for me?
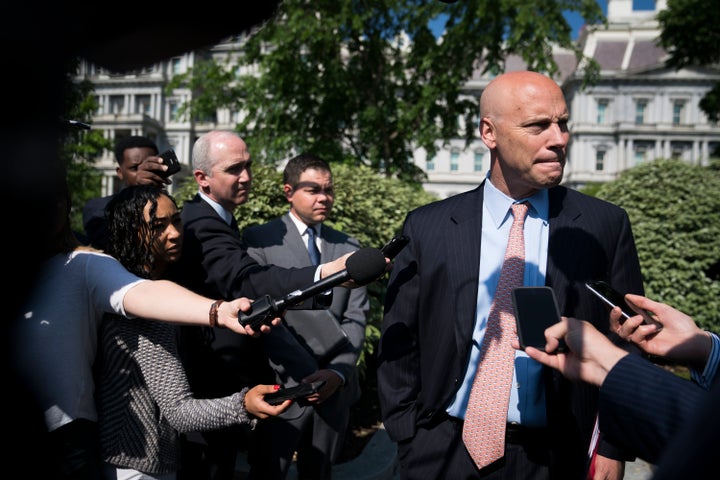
[273,385,280,391]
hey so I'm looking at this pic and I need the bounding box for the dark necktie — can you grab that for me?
[306,226,321,266]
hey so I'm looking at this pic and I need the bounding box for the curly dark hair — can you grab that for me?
[104,185,177,279]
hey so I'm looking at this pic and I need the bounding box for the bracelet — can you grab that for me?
[209,299,224,328]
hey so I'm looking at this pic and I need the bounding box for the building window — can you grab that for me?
[596,99,609,124]
[595,150,605,171]
[135,95,151,115]
[635,99,647,124]
[169,101,180,121]
[670,141,691,160]
[633,148,646,166]
[171,58,182,75]
[450,151,459,172]
[473,151,483,172]
[93,95,102,115]
[109,95,124,114]
[672,100,685,125]
[426,157,435,171]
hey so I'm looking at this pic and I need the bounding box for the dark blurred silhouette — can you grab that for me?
[3,3,281,475]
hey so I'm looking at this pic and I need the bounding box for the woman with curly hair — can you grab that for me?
[96,185,290,480]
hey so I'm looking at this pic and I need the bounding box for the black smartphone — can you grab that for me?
[585,281,641,323]
[264,380,326,406]
[512,286,565,352]
[158,149,181,177]
[380,235,409,259]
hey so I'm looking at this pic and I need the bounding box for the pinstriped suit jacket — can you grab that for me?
[598,353,706,465]
[377,182,644,478]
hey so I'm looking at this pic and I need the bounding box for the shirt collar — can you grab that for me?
[288,211,320,238]
[483,174,548,228]
[199,190,234,226]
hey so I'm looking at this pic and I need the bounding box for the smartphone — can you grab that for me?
[158,149,181,177]
[585,281,641,323]
[512,286,565,352]
[264,380,326,406]
[380,235,409,259]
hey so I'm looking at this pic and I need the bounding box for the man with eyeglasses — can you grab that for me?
[167,131,353,480]
[242,153,369,480]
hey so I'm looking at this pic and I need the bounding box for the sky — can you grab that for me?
[566,0,657,39]
[430,0,659,40]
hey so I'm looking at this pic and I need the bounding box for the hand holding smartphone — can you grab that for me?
[584,281,647,323]
[264,380,326,406]
[158,149,181,178]
[512,286,566,352]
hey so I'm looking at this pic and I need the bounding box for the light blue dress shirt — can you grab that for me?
[447,176,550,427]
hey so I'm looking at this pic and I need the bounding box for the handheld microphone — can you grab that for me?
[238,247,387,329]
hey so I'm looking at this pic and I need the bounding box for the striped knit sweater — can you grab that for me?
[95,314,256,475]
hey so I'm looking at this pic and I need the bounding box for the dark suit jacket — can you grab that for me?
[377,183,644,478]
[651,368,720,479]
[243,213,369,404]
[82,195,113,250]
[167,194,321,396]
[598,354,707,465]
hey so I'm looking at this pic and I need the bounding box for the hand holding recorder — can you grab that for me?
[264,381,326,406]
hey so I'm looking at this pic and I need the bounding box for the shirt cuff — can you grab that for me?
[690,331,720,390]
[329,368,346,385]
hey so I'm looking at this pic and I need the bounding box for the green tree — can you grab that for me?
[596,158,720,332]
[657,0,720,122]
[174,162,437,371]
[61,58,111,234]
[169,0,603,182]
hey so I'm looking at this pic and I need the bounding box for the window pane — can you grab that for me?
[595,150,605,171]
[450,152,459,172]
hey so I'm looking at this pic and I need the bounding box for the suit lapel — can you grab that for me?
[546,187,583,312]
[447,186,485,352]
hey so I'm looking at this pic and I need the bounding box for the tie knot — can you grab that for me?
[511,202,529,222]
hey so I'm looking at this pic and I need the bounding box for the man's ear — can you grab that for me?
[479,117,496,149]
[194,169,209,188]
[116,166,124,181]
[283,183,294,202]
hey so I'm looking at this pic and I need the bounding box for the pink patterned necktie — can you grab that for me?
[462,202,529,470]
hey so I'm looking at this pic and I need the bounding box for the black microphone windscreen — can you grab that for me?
[345,247,387,285]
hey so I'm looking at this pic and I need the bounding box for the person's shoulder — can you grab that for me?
[244,216,284,233]
[83,194,113,214]
[70,247,119,263]
[180,194,202,209]
[552,186,626,213]
[242,216,284,244]
[321,224,358,246]
[180,194,214,218]
[409,185,481,217]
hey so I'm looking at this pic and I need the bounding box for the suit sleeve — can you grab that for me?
[376,217,422,442]
[597,208,647,461]
[325,256,369,382]
[128,318,255,431]
[598,354,706,464]
[183,210,315,300]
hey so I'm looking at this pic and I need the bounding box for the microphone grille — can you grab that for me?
[345,247,387,286]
